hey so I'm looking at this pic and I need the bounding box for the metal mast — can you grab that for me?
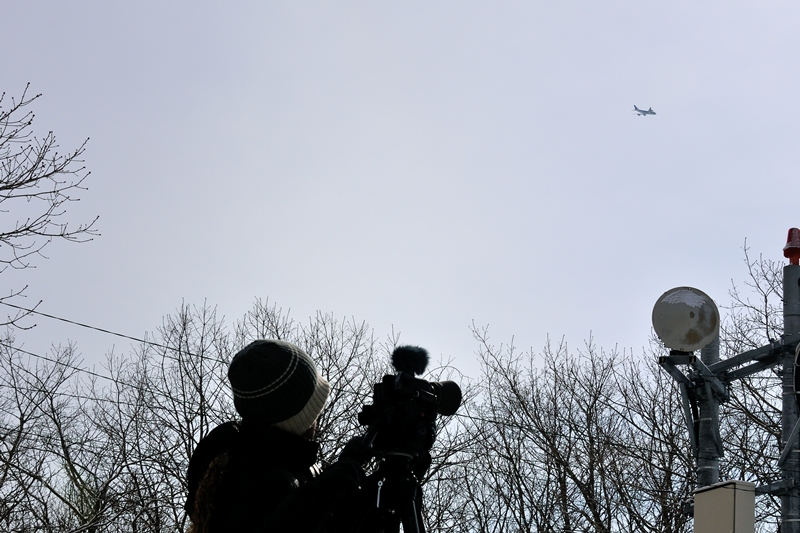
[697,335,721,488]
[781,229,800,533]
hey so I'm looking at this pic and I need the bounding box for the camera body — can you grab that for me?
[357,346,462,458]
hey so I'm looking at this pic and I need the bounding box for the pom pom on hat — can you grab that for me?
[228,340,330,436]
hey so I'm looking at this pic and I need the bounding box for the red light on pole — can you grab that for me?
[785,228,800,265]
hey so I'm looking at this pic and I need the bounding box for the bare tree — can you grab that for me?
[416,359,477,533]
[613,343,694,533]
[463,328,694,533]
[0,84,98,326]
[0,242,791,532]
[0,335,122,533]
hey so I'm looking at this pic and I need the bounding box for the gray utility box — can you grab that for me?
[694,480,756,533]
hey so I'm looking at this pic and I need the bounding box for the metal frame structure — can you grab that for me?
[657,232,800,532]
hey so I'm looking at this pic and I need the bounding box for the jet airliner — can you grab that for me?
[633,105,656,116]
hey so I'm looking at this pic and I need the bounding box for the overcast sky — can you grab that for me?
[3,2,799,379]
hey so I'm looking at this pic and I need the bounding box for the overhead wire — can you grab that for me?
[0,340,118,384]
[0,341,236,437]
[0,307,377,442]
[0,301,375,400]
[0,301,182,355]
[0,300,232,367]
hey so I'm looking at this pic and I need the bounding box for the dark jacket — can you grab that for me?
[186,421,369,533]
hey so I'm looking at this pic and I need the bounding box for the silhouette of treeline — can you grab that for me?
[0,252,787,533]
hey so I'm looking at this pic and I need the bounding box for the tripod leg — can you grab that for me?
[399,484,425,533]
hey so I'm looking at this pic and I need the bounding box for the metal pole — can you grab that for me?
[783,263,800,533]
[697,334,721,488]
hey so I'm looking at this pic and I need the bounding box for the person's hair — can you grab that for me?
[187,452,231,533]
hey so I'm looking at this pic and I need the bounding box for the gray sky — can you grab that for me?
[3,2,799,379]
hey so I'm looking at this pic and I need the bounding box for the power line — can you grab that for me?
[0,338,360,406]
[0,301,245,371]
[0,302,374,400]
[0,303,254,375]
[0,343,240,430]
[0,340,116,384]
[0,301,186,355]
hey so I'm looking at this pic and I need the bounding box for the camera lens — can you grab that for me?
[432,381,462,416]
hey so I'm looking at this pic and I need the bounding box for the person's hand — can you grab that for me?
[339,435,373,467]
[321,456,366,491]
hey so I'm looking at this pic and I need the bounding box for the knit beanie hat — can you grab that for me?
[228,339,330,436]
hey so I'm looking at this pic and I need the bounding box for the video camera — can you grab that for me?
[355,345,462,533]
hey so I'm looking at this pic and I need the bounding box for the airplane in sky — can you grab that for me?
[633,105,656,116]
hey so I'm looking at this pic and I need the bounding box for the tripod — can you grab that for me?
[369,453,426,533]
[353,422,430,533]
